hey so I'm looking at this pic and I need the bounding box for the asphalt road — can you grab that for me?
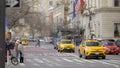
[5,42,120,68]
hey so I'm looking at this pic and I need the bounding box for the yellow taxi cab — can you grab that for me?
[58,39,75,53]
[78,39,106,59]
[21,38,28,45]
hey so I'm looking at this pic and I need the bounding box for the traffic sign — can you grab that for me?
[6,0,20,7]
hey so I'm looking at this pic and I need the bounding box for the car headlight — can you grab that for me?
[85,48,91,50]
[61,45,64,47]
[102,48,106,50]
[104,47,110,50]
[117,47,119,50]
[72,45,75,48]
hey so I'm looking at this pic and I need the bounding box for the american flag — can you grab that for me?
[72,0,78,19]
[75,0,86,15]
[75,0,80,15]
[80,0,86,14]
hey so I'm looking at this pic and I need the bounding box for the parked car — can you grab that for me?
[21,38,28,45]
[78,39,106,59]
[115,39,120,51]
[102,41,119,55]
[58,39,75,53]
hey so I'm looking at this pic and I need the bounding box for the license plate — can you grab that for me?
[67,48,70,49]
[111,50,114,52]
[95,52,99,54]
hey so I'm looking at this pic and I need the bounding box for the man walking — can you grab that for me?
[35,39,40,47]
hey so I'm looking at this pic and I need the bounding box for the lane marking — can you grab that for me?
[93,60,119,68]
[62,58,73,62]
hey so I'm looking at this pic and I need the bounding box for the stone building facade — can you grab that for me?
[83,0,120,38]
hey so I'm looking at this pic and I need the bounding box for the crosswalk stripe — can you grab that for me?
[26,59,39,66]
[42,58,61,66]
[34,59,44,63]
[53,58,61,61]
[62,58,73,62]
[42,58,51,63]
[68,54,79,58]
[101,60,120,65]
[93,60,119,68]
[19,63,25,66]
[110,60,120,63]
[80,59,95,63]
[72,59,83,63]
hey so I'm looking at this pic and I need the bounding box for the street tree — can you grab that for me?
[6,0,32,29]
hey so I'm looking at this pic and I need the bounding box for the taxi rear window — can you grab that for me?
[86,42,100,46]
[62,41,72,44]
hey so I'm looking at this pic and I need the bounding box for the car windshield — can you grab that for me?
[62,41,72,44]
[105,42,115,46]
[86,42,100,46]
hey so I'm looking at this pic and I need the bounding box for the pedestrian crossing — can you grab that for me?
[17,57,120,68]
[21,45,120,68]
[25,52,79,58]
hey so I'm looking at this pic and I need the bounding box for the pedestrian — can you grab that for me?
[18,42,24,63]
[14,40,19,58]
[14,40,24,63]
[35,39,40,47]
[5,39,11,56]
[5,39,11,65]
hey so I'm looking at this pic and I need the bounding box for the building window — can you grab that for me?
[49,1,53,6]
[56,1,60,7]
[114,23,120,37]
[114,0,120,7]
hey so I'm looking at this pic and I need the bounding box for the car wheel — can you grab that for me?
[95,56,98,59]
[83,52,88,59]
[116,53,119,55]
[58,49,60,52]
[72,50,75,53]
[54,47,56,49]
[78,50,82,58]
[102,56,106,59]
[60,50,62,53]
[56,47,58,50]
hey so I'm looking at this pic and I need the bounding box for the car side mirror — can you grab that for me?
[82,45,85,47]
[101,44,105,47]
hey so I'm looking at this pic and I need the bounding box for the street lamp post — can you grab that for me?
[89,10,92,38]
[0,0,5,67]
[85,7,95,39]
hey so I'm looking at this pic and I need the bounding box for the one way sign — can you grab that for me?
[6,0,20,7]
